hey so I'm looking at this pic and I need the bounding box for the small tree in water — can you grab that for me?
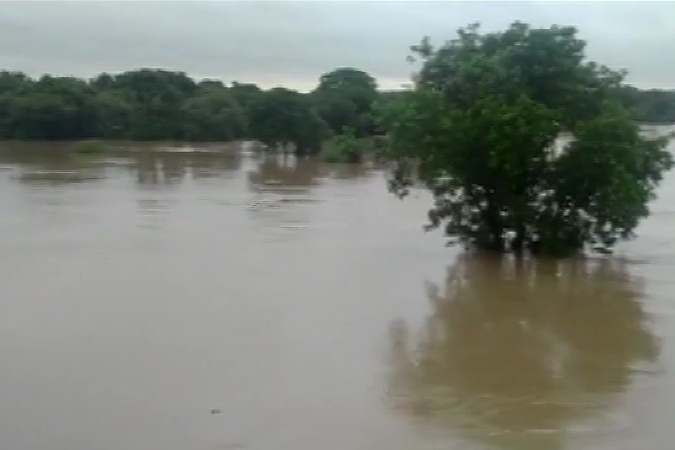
[379,22,673,256]
[323,127,367,163]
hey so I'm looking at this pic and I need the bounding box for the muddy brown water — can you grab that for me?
[0,136,674,450]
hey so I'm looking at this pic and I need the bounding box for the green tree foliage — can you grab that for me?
[182,86,247,141]
[92,90,134,139]
[106,69,197,140]
[312,67,378,136]
[0,71,32,136]
[248,87,329,155]
[4,75,98,140]
[227,82,264,136]
[0,69,348,154]
[380,22,673,256]
[323,127,370,163]
[619,86,675,124]
[0,62,672,159]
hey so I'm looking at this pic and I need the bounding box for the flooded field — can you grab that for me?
[0,136,674,450]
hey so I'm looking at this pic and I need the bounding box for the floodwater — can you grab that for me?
[0,136,673,450]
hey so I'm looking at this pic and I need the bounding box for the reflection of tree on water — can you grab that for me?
[325,162,372,180]
[248,153,374,191]
[0,142,106,185]
[247,154,323,192]
[0,142,244,186]
[245,154,327,239]
[385,254,659,450]
[134,149,242,186]
[189,151,242,180]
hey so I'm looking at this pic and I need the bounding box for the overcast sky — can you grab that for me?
[1,1,674,91]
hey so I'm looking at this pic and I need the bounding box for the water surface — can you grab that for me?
[0,138,673,450]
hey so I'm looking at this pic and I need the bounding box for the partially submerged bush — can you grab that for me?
[73,139,106,154]
[322,127,371,163]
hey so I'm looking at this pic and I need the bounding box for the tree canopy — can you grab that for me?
[0,67,375,155]
[379,22,674,256]
[311,67,379,137]
[618,86,675,124]
[248,87,329,155]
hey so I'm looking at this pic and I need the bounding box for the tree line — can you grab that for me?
[1,66,673,149]
[619,86,675,124]
[0,67,381,154]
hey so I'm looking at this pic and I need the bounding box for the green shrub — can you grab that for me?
[73,139,106,154]
[322,127,370,163]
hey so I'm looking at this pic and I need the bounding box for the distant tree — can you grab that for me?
[0,71,31,95]
[228,82,263,109]
[619,86,675,124]
[0,63,672,145]
[181,88,246,141]
[379,22,673,256]
[249,87,329,155]
[316,67,378,111]
[90,73,115,90]
[0,71,33,136]
[91,90,134,139]
[110,69,197,140]
[197,79,226,90]
[312,67,378,136]
[227,82,263,136]
[4,75,98,139]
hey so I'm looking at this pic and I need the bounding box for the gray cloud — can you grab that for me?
[1,1,674,90]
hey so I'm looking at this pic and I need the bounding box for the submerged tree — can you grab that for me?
[379,22,673,256]
[248,87,329,155]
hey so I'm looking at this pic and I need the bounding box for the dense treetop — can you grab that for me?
[0,63,673,147]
